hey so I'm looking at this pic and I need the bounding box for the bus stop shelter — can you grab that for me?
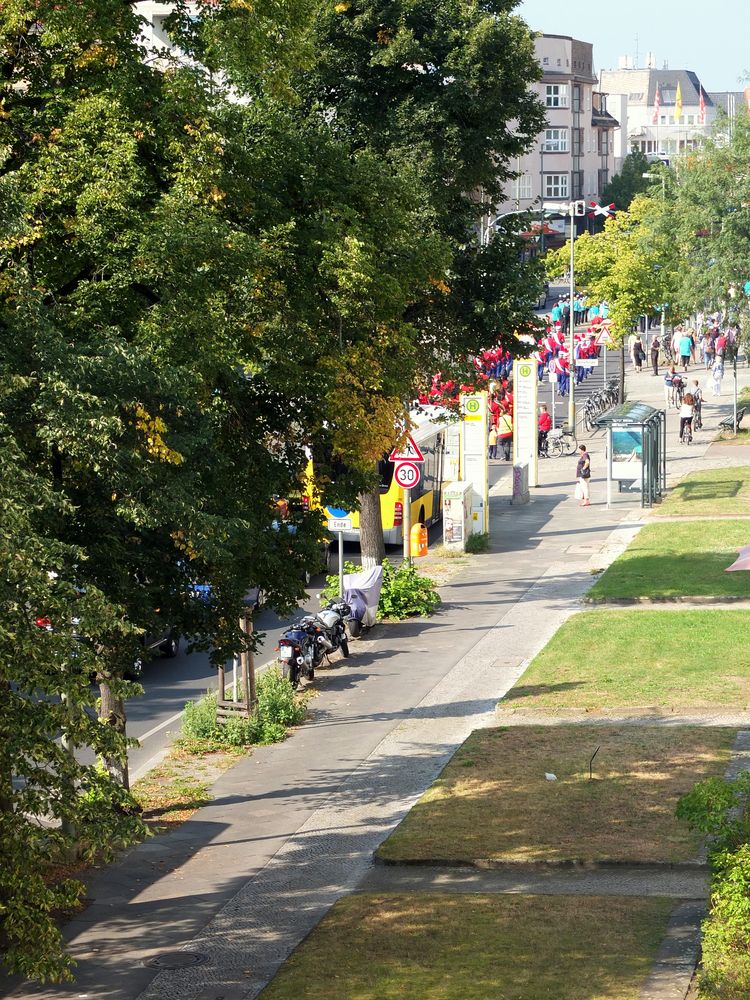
[595,401,667,508]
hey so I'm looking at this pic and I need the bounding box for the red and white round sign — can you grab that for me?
[394,461,422,489]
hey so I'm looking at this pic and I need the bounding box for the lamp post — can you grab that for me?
[567,201,577,429]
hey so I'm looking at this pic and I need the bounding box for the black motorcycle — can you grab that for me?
[278,601,350,689]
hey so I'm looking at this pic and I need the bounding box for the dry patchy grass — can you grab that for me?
[259,893,672,1000]
[132,746,241,833]
[377,726,733,865]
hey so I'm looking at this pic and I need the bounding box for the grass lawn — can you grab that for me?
[654,466,750,518]
[259,893,672,1000]
[588,520,750,601]
[376,726,732,865]
[499,609,750,712]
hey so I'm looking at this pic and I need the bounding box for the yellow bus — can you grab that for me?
[322,407,459,546]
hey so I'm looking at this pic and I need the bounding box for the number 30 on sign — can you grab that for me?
[394,462,421,489]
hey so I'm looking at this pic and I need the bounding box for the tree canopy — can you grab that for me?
[0,0,546,979]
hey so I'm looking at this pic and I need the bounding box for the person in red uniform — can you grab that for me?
[538,404,552,457]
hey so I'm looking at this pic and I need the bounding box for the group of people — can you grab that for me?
[487,383,515,461]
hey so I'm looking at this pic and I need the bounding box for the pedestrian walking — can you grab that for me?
[712,360,724,397]
[488,425,498,460]
[651,334,661,375]
[575,445,591,506]
[679,329,694,371]
[632,334,646,373]
[679,393,694,443]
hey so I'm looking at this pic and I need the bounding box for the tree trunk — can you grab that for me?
[98,677,130,790]
[358,488,386,568]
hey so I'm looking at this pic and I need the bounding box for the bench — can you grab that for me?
[718,407,747,434]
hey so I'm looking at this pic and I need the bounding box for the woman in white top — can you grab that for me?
[679,392,694,441]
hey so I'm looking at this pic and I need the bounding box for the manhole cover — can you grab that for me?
[144,952,209,970]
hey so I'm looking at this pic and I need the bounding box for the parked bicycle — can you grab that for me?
[548,424,578,457]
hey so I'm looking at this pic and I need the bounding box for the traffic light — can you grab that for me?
[573,200,587,217]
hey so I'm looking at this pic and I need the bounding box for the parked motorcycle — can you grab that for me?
[278,600,350,689]
[343,566,383,637]
[316,599,351,658]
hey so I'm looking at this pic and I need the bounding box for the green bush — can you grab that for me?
[677,775,750,998]
[676,773,750,858]
[180,668,306,751]
[379,558,440,620]
[700,845,750,999]
[464,531,490,554]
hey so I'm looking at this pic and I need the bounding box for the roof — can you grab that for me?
[595,401,663,426]
[708,91,749,114]
[648,70,713,107]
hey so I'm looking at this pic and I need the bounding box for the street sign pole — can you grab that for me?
[403,488,411,564]
[338,530,344,599]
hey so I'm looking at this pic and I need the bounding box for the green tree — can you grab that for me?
[600,149,652,211]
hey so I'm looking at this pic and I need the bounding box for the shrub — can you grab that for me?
[700,845,750,999]
[379,558,440,620]
[180,668,306,751]
[464,531,490,554]
[676,773,750,858]
[182,690,220,741]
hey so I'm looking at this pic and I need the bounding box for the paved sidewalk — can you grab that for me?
[6,360,750,1000]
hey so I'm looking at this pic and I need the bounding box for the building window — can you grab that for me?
[514,173,533,201]
[572,85,581,112]
[687,115,695,125]
[543,128,569,152]
[597,168,609,192]
[572,171,584,199]
[572,128,583,156]
[545,84,569,108]
[598,131,610,155]
[660,114,667,125]
[544,173,569,199]
[542,57,549,65]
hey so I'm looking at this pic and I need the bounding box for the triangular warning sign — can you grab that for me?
[389,434,424,462]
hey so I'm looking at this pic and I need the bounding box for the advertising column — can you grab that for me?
[512,359,539,487]
[459,391,489,534]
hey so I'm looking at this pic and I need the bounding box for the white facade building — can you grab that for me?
[496,34,619,236]
[600,66,750,168]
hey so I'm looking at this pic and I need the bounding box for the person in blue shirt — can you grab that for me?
[678,330,694,371]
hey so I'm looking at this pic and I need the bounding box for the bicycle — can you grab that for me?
[548,424,578,457]
[681,418,693,445]
[694,399,703,430]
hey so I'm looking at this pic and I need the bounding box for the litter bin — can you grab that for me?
[410,523,428,558]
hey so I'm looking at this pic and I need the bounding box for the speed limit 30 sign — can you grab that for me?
[394,461,422,489]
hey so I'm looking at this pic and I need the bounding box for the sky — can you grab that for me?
[517,0,748,93]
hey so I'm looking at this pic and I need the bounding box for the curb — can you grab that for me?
[582,595,750,606]
[372,855,709,873]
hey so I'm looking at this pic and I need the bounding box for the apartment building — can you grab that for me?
[600,66,749,169]
[496,34,619,234]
